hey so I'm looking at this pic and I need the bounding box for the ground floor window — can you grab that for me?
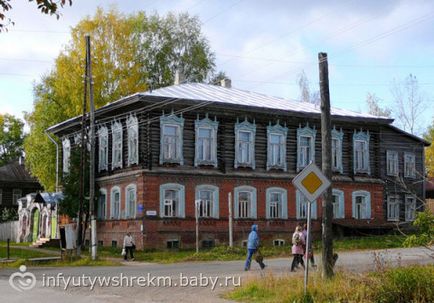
[167,240,179,249]
[387,195,400,221]
[405,195,416,221]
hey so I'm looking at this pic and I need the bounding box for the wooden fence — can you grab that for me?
[0,221,19,242]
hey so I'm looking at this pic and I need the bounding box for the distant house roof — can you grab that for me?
[34,192,63,204]
[0,160,39,183]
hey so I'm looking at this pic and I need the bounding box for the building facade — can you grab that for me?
[48,82,429,249]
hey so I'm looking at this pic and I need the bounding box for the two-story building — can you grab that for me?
[47,80,429,249]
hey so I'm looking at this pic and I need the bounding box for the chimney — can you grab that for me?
[220,78,231,88]
[174,70,185,85]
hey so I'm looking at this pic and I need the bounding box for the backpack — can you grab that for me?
[292,232,301,245]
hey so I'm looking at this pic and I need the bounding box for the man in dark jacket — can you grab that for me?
[244,224,265,271]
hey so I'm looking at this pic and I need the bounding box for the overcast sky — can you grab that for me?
[0,0,433,134]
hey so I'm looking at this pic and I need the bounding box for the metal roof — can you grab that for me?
[0,160,40,183]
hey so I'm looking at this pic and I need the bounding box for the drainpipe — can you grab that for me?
[45,131,59,192]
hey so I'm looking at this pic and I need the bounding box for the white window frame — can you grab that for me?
[405,195,416,222]
[296,190,317,219]
[111,121,123,169]
[386,150,399,177]
[194,115,218,167]
[267,121,288,171]
[352,190,371,219]
[353,130,370,174]
[332,189,345,219]
[110,186,121,220]
[12,189,22,205]
[125,184,137,219]
[266,187,288,219]
[98,188,107,220]
[159,183,185,218]
[387,195,400,221]
[127,115,139,166]
[98,126,108,172]
[160,113,184,165]
[404,152,416,178]
[195,185,219,218]
[234,118,256,169]
[332,127,343,173]
[62,138,71,173]
[297,123,316,172]
[234,186,257,219]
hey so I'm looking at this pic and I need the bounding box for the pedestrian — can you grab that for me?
[244,224,266,271]
[123,232,135,261]
[302,223,316,268]
[291,225,305,272]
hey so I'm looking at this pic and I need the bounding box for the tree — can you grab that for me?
[403,211,434,250]
[24,8,216,190]
[424,120,434,177]
[0,114,24,166]
[208,71,227,85]
[391,74,427,135]
[0,0,72,32]
[0,207,18,222]
[366,93,392,117]
[297,70,320,105]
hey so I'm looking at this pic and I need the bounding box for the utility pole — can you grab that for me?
[228,192,233,248]
[195,200,200,253]
[86,35,97,260]
[319,52,334,278]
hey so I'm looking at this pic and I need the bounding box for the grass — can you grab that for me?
[0,256,121,269]
[226,264,434,303]
[0,247,54,259]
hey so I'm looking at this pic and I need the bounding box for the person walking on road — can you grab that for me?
[291,225,305,272]
[123,232,135,261]
[302,223,317,268]
[244,224,266,271]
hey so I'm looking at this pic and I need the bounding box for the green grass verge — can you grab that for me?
[0,256,121,269]
[0,247,53,259]
[225,264,434,303]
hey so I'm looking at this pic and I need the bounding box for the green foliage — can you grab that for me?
[24,8,216,190]
[0,207,18,222]
[403,210,434,247]
[424,120,434,177]
[0,114,24,166]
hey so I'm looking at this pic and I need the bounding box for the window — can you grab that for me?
[352,191,371,219]
[98,241,103,246]
[266,187,288,219]
[387,195,400,221]
[234,118,256,169]
[125,184,137,219]
[195,115,218,167]
[62,138,71,173]
[296,190,317,219]
[111,240,117,248]
[98,126,108,171]
[332,128,343,173]
[353,130,370,174]
[127,115,139,166]
[202,240,215,248]
[160,113,184,165]
[405,195,416,222]
[98,189,107,220]
[160,183,185,218]
[267,122,288,171]
[297,124,316,171]
[110,187,121,219]
[167,240,180,249]
[12,189,22,205]
[386,151,399,176]
[404,152,416,178]
[234,186,257,219]
[195,185,219,218]
[112,121,123,169]
[273,239,285,247]
[332,189,345,219]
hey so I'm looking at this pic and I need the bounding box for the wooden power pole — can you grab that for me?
[319,52,334,278]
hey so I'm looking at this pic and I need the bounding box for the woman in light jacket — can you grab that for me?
[291,225,305,272]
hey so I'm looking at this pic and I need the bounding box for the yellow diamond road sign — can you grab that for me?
[293,163,331,202]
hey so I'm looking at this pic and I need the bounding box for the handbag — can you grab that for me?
[255,250,264,263]
[121,248,126,256]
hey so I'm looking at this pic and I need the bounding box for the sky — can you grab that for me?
[0,0,433,135]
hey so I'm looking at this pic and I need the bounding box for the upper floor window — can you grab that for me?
[160,113,184,165]
[12,189,22,205]
[404,152,416,178]
[62,138,71,173]
[195,185,219,218]
[332,128,343,173]
[386,150,399,176]
[405,195,416,222]
[127,115,139,166]
[387,195,400,221]
[353,130,370,174]
[234,118,256,169]
[112,121,123,169]
[98,126,108,172]
[352,190,371,219]
[267,121,288,171]
[332,189,345,219]
[195,115,218,167]
[159,183,185,218]
[297,124,316,172]
[296,190,317,219]
[266,187,288,219]
[110,186,121,219]
[125,184,137,219]
[98,188,107,220]
[234,186,257,219]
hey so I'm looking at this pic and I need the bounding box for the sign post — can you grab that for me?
[195,199,200,254]
[292,162,331,294]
